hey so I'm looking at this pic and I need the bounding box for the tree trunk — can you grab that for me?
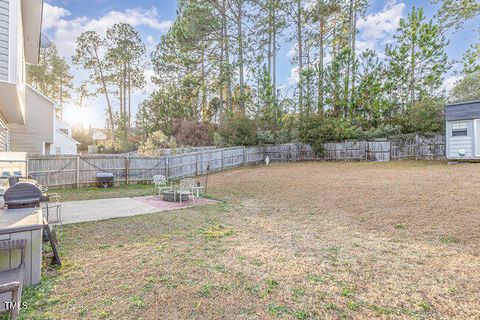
[124,62,127,118]
[296,0,303,116]
[237,0,245,114]
[128,65,131,126]
[59,74,63,119]
[317,5,324,113]
[219,0,226,125]
[272,3,277,95]
[410,36,415,108]
[225,3,232,114]
[350,1,357,108]
[94,49,115,142]
[306,43,311,114]
[267,10,272,78]
[345,0,354,117]
[201,47,207,121]
[119,77,123,117]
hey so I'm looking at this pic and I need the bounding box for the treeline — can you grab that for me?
[27,0,480,154]
[136,0,479,152]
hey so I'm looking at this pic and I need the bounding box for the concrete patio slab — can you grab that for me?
[56,196,216,225]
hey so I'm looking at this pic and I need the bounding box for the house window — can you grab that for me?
[452,121,467,136]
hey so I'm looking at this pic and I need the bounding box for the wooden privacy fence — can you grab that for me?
[28,146,265,188]
[27,134,446,188]
[265,141,392,162]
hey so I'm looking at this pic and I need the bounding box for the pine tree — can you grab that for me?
[386,7,449,111]
[105,23,147,126]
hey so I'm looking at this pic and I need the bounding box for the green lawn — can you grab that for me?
[53,183,157,202]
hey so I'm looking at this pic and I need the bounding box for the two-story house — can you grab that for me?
[0,0,43,151]
[0,0,79,155]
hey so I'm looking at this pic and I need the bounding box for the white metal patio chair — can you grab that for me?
[178,178,196,204]
[153,175,172,195]
[42,193,61,223]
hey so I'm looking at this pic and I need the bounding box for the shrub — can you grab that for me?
[172,119,216,146]
[257,130,276,145]
[218,115,258,146]
[404,97,445,134]
[96,140,136,154]
[138,130,177,156]
[213,132,225,147]
[362,124,403,139]
[299,115,361,155]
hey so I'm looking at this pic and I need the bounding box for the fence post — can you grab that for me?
[165,156,169,179]
[365,141,369,161]
[415,134,419,160]
[76,155,80,188]
[196,153,199,176]
[243,146,246,165]
[125,155,129,185]
[221,149,224,171]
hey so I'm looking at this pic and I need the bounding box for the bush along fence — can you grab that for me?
[27,134,445,188]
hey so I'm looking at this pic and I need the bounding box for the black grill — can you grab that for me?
[96,172,114,188]
[4,182,42,209]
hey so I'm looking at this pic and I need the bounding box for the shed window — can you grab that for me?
[452,121,467,136]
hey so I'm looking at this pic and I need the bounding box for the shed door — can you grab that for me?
[475,120,480,157]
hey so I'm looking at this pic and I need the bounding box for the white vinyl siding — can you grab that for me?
[9,85,55,154]
[446,119,475,159]
[0,115,9,151]
[448,136,473,158]
[0,0,8,81]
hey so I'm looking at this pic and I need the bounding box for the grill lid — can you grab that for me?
[96,172,114,178]
[4,182,42,207]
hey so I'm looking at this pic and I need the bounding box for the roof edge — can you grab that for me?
[446,100,480,107]
[56,129,81,145]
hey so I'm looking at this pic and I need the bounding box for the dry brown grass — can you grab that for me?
[22,161,480,319]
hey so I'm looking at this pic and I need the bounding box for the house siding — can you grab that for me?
[0,114,9,151]
[0,0,9,81]
[9,85,55,154]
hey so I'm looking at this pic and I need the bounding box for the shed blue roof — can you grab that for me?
[445,100,480,121]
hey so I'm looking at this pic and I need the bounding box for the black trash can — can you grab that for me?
[96,172,114,188]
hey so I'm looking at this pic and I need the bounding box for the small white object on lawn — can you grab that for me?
[265,156,270,166]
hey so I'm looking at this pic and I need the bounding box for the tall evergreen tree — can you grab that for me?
[386,7,449,111]
[105,23,147,126]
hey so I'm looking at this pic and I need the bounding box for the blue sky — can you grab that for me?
[42,0,479,128]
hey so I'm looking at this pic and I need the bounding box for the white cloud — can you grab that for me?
[42,4,71,30]
[288,66,299,85]
[43,3,172,57]
[444,75,461,92]
[356,0,405,53]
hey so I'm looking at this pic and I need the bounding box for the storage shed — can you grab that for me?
[445,100,480,160]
